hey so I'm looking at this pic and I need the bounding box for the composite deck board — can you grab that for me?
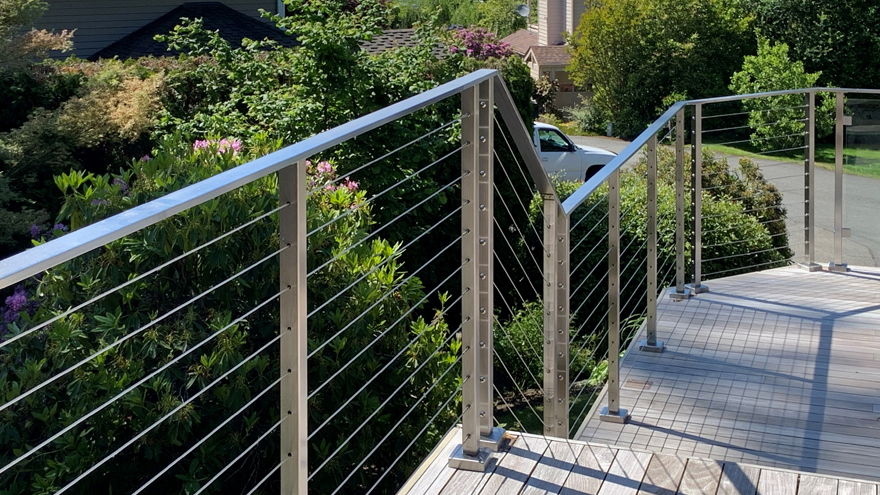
[578,266,880,483]
[638,454,686,495]
[597,450,652,495]
[678,459,722,495]
[717,464,760,495]
[838,480,879,495]
[756,470,797,495]
[520,441,584,495]
[479,434,548,495]
[560,444,617,495]
[797,475,839,495]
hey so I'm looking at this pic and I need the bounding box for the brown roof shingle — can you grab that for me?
[526,45,571,66]
[501,29,538,56]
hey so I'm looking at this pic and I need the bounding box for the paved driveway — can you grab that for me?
[571,135,880,267]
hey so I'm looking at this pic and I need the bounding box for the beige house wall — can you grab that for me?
[538,0,564,46]
[33,0,279,59]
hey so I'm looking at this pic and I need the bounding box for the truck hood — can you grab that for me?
[575,144,617,157]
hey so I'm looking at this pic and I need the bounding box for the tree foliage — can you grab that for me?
[568,0,752,137]
[745,0,880,89]
[729,38,835,151]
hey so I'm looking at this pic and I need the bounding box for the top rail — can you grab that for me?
[560,87,880,215]
[0,69,502,289]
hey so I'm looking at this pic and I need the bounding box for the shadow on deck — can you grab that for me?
[578,265,880,482]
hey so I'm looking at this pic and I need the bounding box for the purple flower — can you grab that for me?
[113,178,128,192]
[30,224,41,238]
[141,154,151,162]
[53,223,68,232]
[6,286,28,313]
[91,199,109,206]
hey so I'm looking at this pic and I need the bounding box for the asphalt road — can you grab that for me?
[571,135,880,267]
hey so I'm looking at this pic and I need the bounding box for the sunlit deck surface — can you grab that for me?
[577,265,880,483]
[401,428,880,494]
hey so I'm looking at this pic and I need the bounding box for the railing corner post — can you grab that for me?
[640,134,664,353]
[280,160,308,495]
[600,169,629,424]
[687,103,708,295]
[670,107,692,301]
[449,79,503,472]
[543,198,569,437]
[828,91,850,272]
[799,91,822,272]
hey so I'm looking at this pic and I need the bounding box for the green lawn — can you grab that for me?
[704,140,880,180]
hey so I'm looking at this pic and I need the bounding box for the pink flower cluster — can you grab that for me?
[193,138,243,156]
[450,27,512,61]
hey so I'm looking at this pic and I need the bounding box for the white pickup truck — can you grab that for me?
[534,122,616,182]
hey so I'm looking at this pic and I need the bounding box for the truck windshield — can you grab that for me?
[538,129,572,152]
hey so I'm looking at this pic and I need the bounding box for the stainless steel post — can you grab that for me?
[828,91,849,272]
[280,161,308,495]
[670,109,691,301]
[640,134,664,352]
[543,198,569,437]
[449,80,501,471]
[799,91,821,271]
[600,169,629,423]
[688,104,708,294]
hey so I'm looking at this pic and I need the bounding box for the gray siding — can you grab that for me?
[34,0,279,59]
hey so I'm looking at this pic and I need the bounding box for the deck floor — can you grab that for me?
[402,428,879,495]
[578,265,880,482]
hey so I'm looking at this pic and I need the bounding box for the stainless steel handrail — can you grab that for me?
[0,69,507,289]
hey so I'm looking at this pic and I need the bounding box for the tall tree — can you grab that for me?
[567,0,752,137]
[746,0,880,89]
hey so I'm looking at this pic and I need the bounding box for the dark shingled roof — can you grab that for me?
[501,29,538,56]
[91,2,297,61]
[359,29,446,57]
[526,45,570,66]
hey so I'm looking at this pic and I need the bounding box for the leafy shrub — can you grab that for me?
[568,99,609,135]
[0,134,458,495]
[730,38,835,151]
[534,75,558,116]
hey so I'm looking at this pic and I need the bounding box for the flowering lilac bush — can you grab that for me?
[193,138,243,156]
[449,26,512,60]
[0,285,39,338]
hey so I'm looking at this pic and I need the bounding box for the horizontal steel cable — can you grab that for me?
[702,244,794,263]
[363,404,467,495]
[0,204,287,350]
[0,244,287,414]
[330,377,466,495]
[708,132,807,148]
[570,196,606,233]
[494,116,538,197]
[702,118,807,135]
[245,458,287,495]
[307,145,464,237]
[192,416,287,495]
[0,287,285,477]
[493,163,548,264]
[704,231,789,249]
[308,173,463,277]
[753,146,807,156]
[56,336,285,494]
[704,256,793,278]
[722,189,802,204]
[311,352,466,483]
[310,117,460,196]
[308,259,466,399]
[492,284,545,395]
[492,214,545,297]
[308,290,467,439]
[702,202,802,220]
[702,216,788,236]
[701,105,807,119]
[308,231,467,358]
[493,342,544,429]
[308,202,464,317]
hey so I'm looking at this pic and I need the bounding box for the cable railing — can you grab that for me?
[2,67,879,495]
